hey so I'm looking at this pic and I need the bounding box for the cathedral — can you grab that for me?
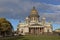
[17,7,53,35]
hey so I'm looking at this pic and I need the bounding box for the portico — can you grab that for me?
[29,27,44,34]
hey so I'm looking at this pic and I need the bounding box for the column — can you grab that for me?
[30,28,33,34]
[40,28,42,34]
[37,28,39,34]
[34,27,36,35]
[38,27,40,34]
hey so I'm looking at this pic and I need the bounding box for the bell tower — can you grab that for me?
[29,7,40,22]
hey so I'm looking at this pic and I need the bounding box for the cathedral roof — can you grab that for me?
[30,24,42,26]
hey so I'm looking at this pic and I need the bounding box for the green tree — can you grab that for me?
[0,18,13,37]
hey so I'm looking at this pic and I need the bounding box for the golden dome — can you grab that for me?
[29,7,40,18]
[31,7,38,14]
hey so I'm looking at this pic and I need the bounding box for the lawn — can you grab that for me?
[0,35,60,40]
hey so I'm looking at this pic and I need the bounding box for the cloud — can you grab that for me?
[0,0,60,24]
[41,12,60,24]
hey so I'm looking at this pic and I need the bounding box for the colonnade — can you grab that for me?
[29,27,44,34]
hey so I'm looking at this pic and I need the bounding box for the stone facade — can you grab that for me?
[17,7,53,35]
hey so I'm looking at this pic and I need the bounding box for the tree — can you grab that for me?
[0,18,13,37]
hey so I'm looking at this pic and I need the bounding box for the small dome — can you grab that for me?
[42,17,46,20]
[26,17,29,20]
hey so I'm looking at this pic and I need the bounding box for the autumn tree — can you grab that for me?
[0,18,13,37]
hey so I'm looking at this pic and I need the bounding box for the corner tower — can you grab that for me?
[29,7,40,22]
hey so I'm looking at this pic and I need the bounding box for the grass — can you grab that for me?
[0,35,60,40]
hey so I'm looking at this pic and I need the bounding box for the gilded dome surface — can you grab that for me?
[31,7,38,14]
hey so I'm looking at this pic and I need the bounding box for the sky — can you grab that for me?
[0,0,60,30]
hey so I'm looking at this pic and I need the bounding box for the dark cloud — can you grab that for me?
[0,0,60,24]
[40,12,60,24]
